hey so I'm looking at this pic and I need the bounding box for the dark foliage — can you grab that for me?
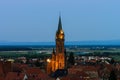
[109,70,117,80]
[68,52,75,65]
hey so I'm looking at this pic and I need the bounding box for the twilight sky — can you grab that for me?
[0,0,120,42]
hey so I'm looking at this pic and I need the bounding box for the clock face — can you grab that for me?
[56,34,64,39]
[56,30,64,39]
[59,34,64,39]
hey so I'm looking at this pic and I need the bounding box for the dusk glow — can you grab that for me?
[0,0,120,42]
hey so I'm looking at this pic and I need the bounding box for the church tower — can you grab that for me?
[51,16,65,72]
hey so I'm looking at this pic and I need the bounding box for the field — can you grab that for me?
[0,45,120,61]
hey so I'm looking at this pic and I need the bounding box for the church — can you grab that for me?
[47,16,66,73]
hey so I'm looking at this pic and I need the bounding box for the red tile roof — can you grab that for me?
[0,77,4,80]
[35,72,50,80]
[76,71,89,77]
[83,66,97,71]
[0,61,12,77]
[0,64,4,75]
[5,72,25,80]
[25,67,42,75]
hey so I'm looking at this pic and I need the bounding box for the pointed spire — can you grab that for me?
[58,15,62,31]
[53,48,55,54]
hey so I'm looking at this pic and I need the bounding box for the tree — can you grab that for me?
[68,52,75,66]
[109,70,117,80]
[110,58,115,65]
[35,59,41,67]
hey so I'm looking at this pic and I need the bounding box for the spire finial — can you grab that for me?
[58,14,62,31]
[59,12,61,17]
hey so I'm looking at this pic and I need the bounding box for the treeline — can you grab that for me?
[79,52,120,56]
[0,47,32,51]
[0,52,51,59]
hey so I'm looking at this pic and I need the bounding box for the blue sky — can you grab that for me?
[0,0,120,42]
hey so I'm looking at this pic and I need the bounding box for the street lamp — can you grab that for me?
[47,58,51,63]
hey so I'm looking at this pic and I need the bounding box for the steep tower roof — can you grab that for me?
[58,16,62,31]
[56,15,64,40]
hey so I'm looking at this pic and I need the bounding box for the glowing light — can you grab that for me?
[47,59,51,63]
[60,30,64,34]
[60,35,63,39]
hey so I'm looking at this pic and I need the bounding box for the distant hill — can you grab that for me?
[65,40,120,45]
[1,40,120,45]
[0,41,55,46]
